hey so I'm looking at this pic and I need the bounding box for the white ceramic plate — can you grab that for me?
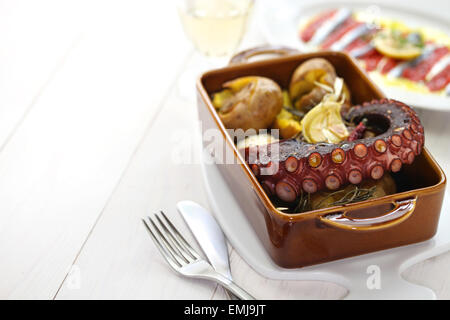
[200,150,450,299]
[257,0,450,111]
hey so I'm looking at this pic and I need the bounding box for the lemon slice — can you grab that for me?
[212,89,233,109]
[373,30,423,60]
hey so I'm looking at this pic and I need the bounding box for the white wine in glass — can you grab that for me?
[178,0,254,58]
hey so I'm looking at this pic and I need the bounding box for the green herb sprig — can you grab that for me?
[315,186,377,209]
[283,106,305,119]
[277,185,377,214]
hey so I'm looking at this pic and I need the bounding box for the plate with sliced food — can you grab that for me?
[258,0,450,111]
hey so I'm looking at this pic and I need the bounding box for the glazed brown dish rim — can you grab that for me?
[196,51,447,222]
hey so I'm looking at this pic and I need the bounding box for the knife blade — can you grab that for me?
[177,200,237,299]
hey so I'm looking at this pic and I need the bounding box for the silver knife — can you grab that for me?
[177,200,238,300]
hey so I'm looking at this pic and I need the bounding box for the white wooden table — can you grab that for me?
[1,0,449,300]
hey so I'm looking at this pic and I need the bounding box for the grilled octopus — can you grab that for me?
[243,98,424,202]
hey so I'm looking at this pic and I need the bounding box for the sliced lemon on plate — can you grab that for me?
[373,30,423,60]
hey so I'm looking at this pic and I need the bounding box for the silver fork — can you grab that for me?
[142,211,255,300]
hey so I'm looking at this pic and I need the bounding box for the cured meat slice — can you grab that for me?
[321,18,361,49]
[427,64,450,91]
[300,9,337,42]
[402,46,449,81]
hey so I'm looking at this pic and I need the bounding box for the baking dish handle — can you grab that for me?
[229,45,299,64]
[319,198,417,231]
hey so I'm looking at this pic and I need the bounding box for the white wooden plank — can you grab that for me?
[401,108,450,299]
[226,249,347,300]
[0,0,87,150]
[0,1,191,299]
[55,86,218,299]
[403,251,450,299]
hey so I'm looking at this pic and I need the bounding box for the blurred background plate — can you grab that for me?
[257,0,450,111]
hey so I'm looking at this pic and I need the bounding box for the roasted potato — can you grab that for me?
[212,76,283,131]
[341,81,352,115]
[289,58,337,112]
[289,58,353,114]
[271,90,302,139]
[272,108,302,139]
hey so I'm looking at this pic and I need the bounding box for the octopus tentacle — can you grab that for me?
[244,99,424,202]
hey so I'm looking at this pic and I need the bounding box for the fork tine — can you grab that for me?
[154,213,194,262]
[142,217,182,270]
[147,215,188,267]
[160,210,200,259]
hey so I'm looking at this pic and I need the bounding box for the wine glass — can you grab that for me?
[176,0,254,99]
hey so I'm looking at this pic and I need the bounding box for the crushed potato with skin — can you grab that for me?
[272,90,302,139]
[212,76,283,131]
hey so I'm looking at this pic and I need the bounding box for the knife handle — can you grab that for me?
[214,273,255,300]
[225,289,240,300]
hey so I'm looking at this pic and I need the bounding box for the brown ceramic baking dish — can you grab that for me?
[196,49,446,268]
